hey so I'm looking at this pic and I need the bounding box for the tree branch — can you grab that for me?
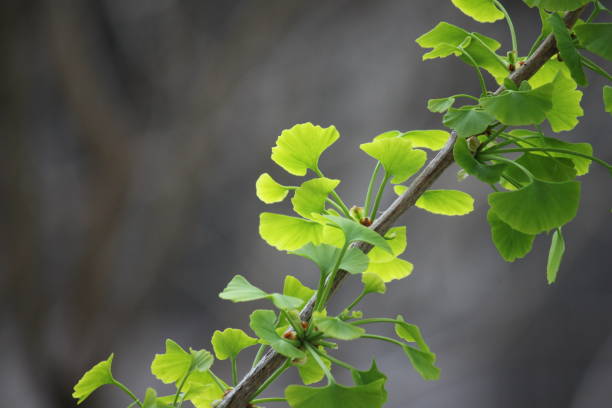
[217,7,585,408]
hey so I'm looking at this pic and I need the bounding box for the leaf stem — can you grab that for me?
[485,147,612,170]
[251,397,287,404]
[251,359,291,399]
[458,47,489,97]
[468,33,509,71]
[325,197,346,214]
[493,0,518,55]
[346,290,367,311]
[364,162,382,216]
[479,154,535,183]
[112,380,143,408]
[174,370,193,407]
[231,357,238,387]
[451,93,480,101]
[369,172,391,221]
[360,333,406,348]
[306,343,335,383]
[252,344,267,368]
[316,242,349,312]
[580,54,612,81]
[311,347,357,372]
[315,167,351,217]
[210,370,229,393]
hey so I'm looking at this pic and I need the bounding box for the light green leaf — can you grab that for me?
[190,350,214,373]
[487,210,535,261]
[142,388,172,408]
[323,215,392,253]
[546,71,584,132]
[547,228,565,284]
[72,354,115,404]
[394,185,408,196]
[250,310,305,359]
[443,107,495,138]
[453,137,506,183]
[415,189,474,216]
[259,213,323,251]
[488,179,581,234]
[340,247,370,274]
[402,346,440,380]
[605,86,612,115]
[285,380,387,408]
[255,173,289,204]
[219,275,303,310]
[401,130,451,151]
[427,97,456,113]
[528,59,570,88]
[351,361,388,397]
[298,348,330,385]
[364,257,414,283]
[151,340,192,384]
[451,0,504,22]
[523,0,593,12]
[182,371,226,408]
[549,13,586,86]
[211,328,258,360]
[360,138,427,184]
[362,272,386,294]
[314,316,365,340]
[372,130,402,140]
[481,83,554,125]
[368,226,406,263]
[291,243,369,276]
[575,23,612,61]
[284,275,315,307]
[292,178,341,219]
[271,123,340,176]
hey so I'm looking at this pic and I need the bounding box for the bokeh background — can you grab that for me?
[1,1,611,407]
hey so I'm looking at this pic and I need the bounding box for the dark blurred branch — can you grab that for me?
[218,7,586,408]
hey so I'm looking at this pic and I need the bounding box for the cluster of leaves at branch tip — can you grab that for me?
[73,1,611,407]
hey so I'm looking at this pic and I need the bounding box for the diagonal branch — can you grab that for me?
[217,7,585,408]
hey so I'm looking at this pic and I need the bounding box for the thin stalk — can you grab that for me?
[112,380,143,408]
[360,333,406,348]
[316,243,349,312]
[311,347,357,372]
[252,344,267,368]
[351,317,403,326]
[580,54,612,81]
[251,397,287,404]
[364,162,382,216]
[450,93,480,101]
[369,172,391,221]
[231,357,238,387]
[477,125,507,152]
[174,371,192,406]
[346,290,367,311]
[493,0,518,55]
[314,167,351,217]
[251,359,291,399]
[468,33,509,71]
[479,154,535,182]
[586,1,601,23]
[458,47,489,96]
[281,309,304,337]
[210,371,229,393]
[306,343,335,383]
[484,147,612,170]
[325,197,346,214]
[501,174,522,189]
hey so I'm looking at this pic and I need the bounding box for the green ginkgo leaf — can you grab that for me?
[292,177,341,219]
[523,0,593,12]
[402,346,440,380]
[401,130,451,151]
[323,215,392,253]
[427,97,456,113]
[72,354,115,404]
[298,348,331,385]
[502,154,576,188]
[351,360,388,390]
[271,123,340,176]
[250,310,305,359]
[415,189,475,216]
[443,107,495,138]
[151,340,192,384]
[182,371,226,408]
[488,179,581,234]
[604,86,612,115]
[291,243,369,276]
[575,23,612,61]
[545,71,584,132]
[480,83,554,125]
[360,138,427,184]
[256,173,290,204]
[451,0,504,22]
[219,275,304,310]
[285,380,387,408]
[284,275,315,307]
[547,228,565,284]
[549,13,586,86]
[211,328,258,360]
[368,226,407,263]
[314,316,365,340]
[364,257,414,283]
[453,137,506,183]
[487,210,535,261]
[142,388,172,408]
[259,213,323,251]
[362,272,386,294]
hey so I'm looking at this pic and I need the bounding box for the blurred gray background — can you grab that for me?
[1,1,611,407]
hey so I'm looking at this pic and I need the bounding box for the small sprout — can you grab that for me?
[359,217,372,226]
[283,329,297,340]
[467,135,481,152]
[508,63,515,72]
[351,310,363,319]
[301,321,309,330]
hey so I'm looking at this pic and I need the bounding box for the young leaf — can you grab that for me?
[284,275,316,307]
[142,388,172,408]
[271,123,340,176]
[351,360,388,389]
[255,173,290,204]
[259,213,323,251]
[415,189,475,216]
[72,354,115,404]
[314,316,365,340]
[182,372,226,407]
[364,257,414,283]
[480,83,554,125]
[488,179,581,235]
[401,130,451,151]
[487,210,536,261]
[523,0,592,11]
[250,310,305,359]
[502,154,577,187]
[443,107,494,138]
[402,346,440,380]
[547,228,565,284]
[453,137,506,183]
[285,380,387,408]
[451,0,504,23]
[291,243,369,276]
[219,275,304,310]
[546,71,584,132]
[211,328,258,360]
[292,177,341,219]
[549,13,586,86]
[323,215,392,253]
[604,85,612,115]
[427,97,456,113]
[368,226,407,263]
[340,247,371,274]
[362,272,386,294]
[574,23,612,61]
[360,138,427,184]
[298,348,331,385]
[151,340,193,384]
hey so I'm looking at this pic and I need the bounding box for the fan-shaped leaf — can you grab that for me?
[211,328,258,360]
[298,348,331,385]
[284,275,315,307]
[451,0,504,22]
[427,97,456,113]
[285,380,387,408]
[575,23,612,61]
[443,107,494,138]
[546,71,584,132]
[256,173,289,204]
[291,243,369,276]
[292,178,340,219]
[259,213,323,251]
[415,189,474,216]
[323,215,392,253]
[547,228,565,284]
[73,354,115,404]
[219,275,304,310]
[360,138,427,184]
[523,0,593,12]
[402,346,440,380]
[364,257,414,283]
[453,137,506,183]
[502,153,576,188]
[481,83,553,125]
[549,13,586,86]
[487,210,535,261]
[395,315,431,352]
[250,310,305,359]
[362,272,386,294]
[401,130,451,151]
[314,316,365,340]
[368,226,407,263]
[142,388,172,408]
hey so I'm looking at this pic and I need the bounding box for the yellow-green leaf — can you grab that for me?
[255,173,289,204]
[415,189,474,216]
[211,328,258,360]
[292,177,340,219]
[259,213,323,251]
[451,0,504,23]
[72,354,115,404]
[360,138,427,184]
[364,257,414,283]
